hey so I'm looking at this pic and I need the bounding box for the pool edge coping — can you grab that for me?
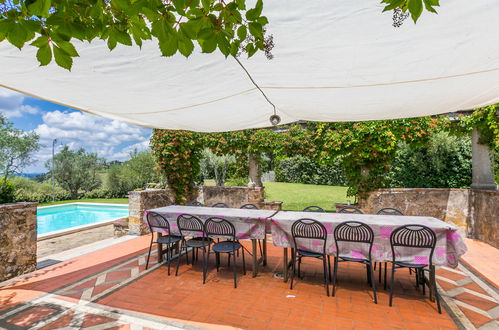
[37,202,129,241]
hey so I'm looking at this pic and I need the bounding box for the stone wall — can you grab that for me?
[128,189,174,235]
[468,190,499,248]
[0,202,37,282]
[357,188,471,227]
[198,186,264,207]
[358,188,498,248]
[129,186,280,235]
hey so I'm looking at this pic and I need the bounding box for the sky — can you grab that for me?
[0,86,152,174]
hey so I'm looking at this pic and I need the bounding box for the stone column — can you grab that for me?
[248,153,263,187]
[0,202,37,282]
[471,128,497,190]
[128,189,174,235]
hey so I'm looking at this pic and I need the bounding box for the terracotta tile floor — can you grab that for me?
[1,234,491,329]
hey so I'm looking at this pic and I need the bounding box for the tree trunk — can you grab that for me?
[248,154,263,187]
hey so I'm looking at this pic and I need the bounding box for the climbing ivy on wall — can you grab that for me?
[453,105,499,149]
[313,117,446,197]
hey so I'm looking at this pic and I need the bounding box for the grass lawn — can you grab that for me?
[264,182,349,211]
[39,198,128,207]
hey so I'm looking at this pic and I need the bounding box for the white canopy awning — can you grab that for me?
[1,0,499,132]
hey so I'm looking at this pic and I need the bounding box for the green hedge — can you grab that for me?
[275,156,347,186]
[0,180,15,204]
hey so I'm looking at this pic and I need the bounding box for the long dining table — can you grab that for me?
[144,206,468,281]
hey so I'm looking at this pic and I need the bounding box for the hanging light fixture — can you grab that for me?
[270,113,281,126]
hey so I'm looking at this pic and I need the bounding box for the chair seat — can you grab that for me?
[394,261,428,269]
[212,241,242,253]
[186,237,214,248]
[157,235,182,244]
[297,249,324,258]
[339,256,368,263]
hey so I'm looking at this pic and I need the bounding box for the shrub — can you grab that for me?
[225,177,249,186]
[275,156,347,186]
[387,132,472,188]
[0,180,15,204]
[11,176,70,203]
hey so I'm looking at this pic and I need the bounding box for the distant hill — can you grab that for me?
[17,173,46,178]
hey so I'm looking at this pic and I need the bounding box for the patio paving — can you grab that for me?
[0,234,493,329]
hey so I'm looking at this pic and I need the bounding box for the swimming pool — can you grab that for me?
[37,203,129,235]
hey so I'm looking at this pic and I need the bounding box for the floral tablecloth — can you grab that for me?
[144,205,276,240]
[269,211,467,268]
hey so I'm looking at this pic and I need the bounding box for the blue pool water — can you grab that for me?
[37,204,129,235]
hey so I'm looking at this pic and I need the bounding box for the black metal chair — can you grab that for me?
[175,214,213,283]
[303,205,326,213]
[212,202,229,208]
[240,203,258,209]
[389,224,441,313]
[376,208,404,216]
[204,217,246,288]
[145,211,182,275]
[290,218,331,296]
[338,206,363,214]
[375,207,404,286]
[332,221,377,303]
[187,201,204,207]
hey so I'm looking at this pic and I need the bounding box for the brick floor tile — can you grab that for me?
[81,313,117,327]
[5,306,58,327]
[436,269,468,282]
[106,269,132,282]
[459,305,493,328]
[453,292,498,311]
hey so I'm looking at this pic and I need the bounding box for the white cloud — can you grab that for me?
[0,89,40,118]
[30,110,151,172]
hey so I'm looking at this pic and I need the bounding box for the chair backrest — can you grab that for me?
[177,214,205,237]
[334,221,374,259]
[204,217,236,240]
[187,201,204,207]
[377,207,403,216]
[303,205,325,213]
[146,211,172,234]
[240,203,258,210]
[212,202,229,208]
[291,218,327,253]
[390,225,437,264]
[338,206,363,214]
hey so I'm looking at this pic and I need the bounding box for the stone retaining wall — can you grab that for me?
[129,186,280,236]
[358,188,498,248]
[0,202,37,282]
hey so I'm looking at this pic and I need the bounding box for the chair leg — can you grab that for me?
[167,243,172,276]
[204,245,211,284]
[232,252,238,288]
[145,237,154,270]
[322,257,329,296]
[241,246,246,275]
[175,240,185,276]
[431,266,442,314]
[216,252,220,272]
[384,262,387,290]
[327,255,332,282]
[298,256,302,278]
[378,262,382,283]
[290,252,297,290]
[421,269,426,295]
[369,262,377,304]
[389,264,396,307]
[366,264,371,284]
[332,257,338,296]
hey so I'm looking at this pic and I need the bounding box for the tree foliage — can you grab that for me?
[0,113,40,199]
[1,0,439,69]
[47,145,102,199]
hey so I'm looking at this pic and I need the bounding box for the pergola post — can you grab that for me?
[471,128,497,191]
[248,153,263,187]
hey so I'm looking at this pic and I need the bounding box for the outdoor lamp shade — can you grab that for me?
[1,0,499,132]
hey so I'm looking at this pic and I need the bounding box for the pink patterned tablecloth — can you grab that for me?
[145,205,276,240]
[269,211,467,268]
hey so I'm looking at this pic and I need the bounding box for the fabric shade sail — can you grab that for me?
[1,0,499,132]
